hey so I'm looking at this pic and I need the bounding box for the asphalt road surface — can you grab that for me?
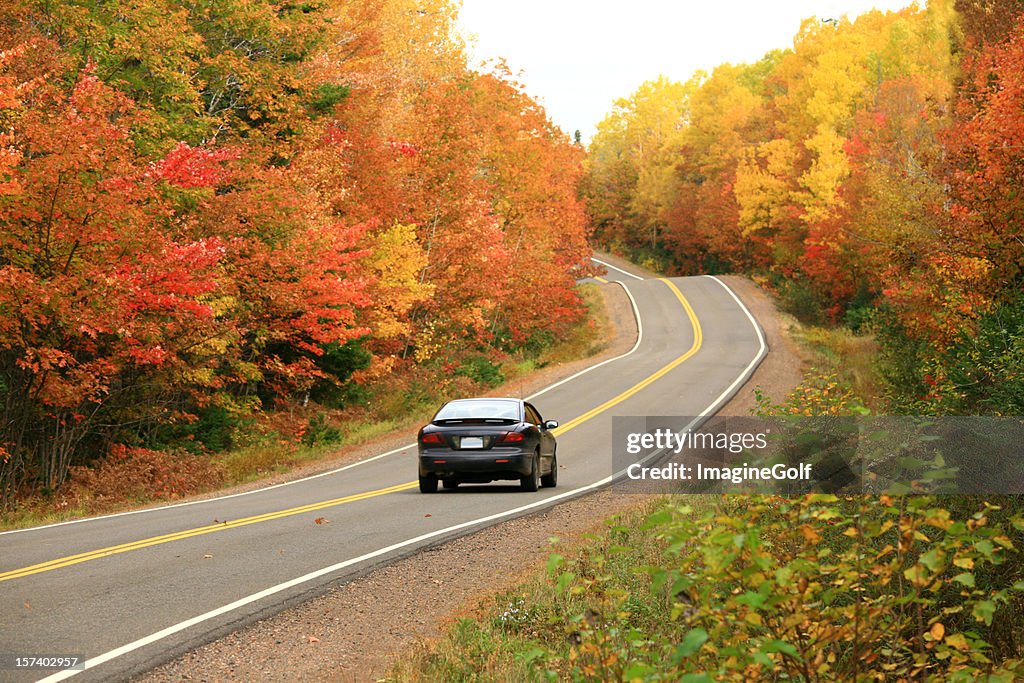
[0,261,766,682]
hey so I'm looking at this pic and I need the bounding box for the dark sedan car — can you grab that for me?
[417,398,558,493]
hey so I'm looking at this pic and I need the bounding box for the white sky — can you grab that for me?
[457,0,918,142]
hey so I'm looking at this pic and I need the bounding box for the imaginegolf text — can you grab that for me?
[626,462,813,485]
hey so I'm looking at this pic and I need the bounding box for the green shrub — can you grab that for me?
[456,355,505,387]
[940,294,1024,414]
[300,413,343,447]
[192,405,235,452]
[308,339,373,408]
[873,293,1024,416]
[550,496,1024,682]
[154,398,256,453]
[777,276,827,326]
[310,83,350,114]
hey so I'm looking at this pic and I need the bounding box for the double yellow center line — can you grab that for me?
[1,279,701,583]
[0,482,417,582]
[553,278,701,436]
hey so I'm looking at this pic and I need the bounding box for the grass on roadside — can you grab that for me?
[756,311,882,416]
[215,417,406,486]
[792,324,882,411]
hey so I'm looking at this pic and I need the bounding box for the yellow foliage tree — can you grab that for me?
[361,223,435,341]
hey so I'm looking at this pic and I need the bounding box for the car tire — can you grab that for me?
[442,477,460,490]
[541,449,557,488]
[521,451,541,492]
[419,474,438,493]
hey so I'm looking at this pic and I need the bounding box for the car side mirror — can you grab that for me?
[543,420,559,430]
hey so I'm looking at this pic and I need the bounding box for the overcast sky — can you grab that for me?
[457,0,918,142]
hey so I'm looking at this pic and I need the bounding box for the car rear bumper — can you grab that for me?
[418,448,532,480]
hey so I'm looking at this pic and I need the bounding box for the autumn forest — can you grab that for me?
[0,0,592,505]
[1,0,1023,511]
[585,0,1024,417]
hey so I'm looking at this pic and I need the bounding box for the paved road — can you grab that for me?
[0,262,765,682]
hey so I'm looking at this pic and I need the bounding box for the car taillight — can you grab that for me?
[497,431,525,443]
[421,432,444,445]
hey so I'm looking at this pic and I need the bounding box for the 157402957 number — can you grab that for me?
[0,654,85,670]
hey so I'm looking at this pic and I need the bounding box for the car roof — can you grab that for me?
[445,397,521,404]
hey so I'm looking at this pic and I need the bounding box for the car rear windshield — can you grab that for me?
[433,399,520,422]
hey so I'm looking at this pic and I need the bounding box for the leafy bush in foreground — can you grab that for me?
[547,495,1024,682]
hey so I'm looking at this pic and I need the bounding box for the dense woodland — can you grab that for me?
[585,0,1024,417]
[2,1,1023,509]
[0,0,591,505]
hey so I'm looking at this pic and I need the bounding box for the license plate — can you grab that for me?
[460,436,484,449]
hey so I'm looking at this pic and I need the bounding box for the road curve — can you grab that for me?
[0,267,766,682]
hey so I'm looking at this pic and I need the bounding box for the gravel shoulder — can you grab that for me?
[137,276,806,683]
[590,250,663,280]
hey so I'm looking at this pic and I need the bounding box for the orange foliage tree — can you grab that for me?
[0,0,591,502]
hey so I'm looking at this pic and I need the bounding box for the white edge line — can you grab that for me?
[38,276,766,683]
[622,275,769,474]
[697,275,768,418]
[526,281,642,401]
[2,283,644,538]
[590,257,644,281]
[35,473,616,683]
